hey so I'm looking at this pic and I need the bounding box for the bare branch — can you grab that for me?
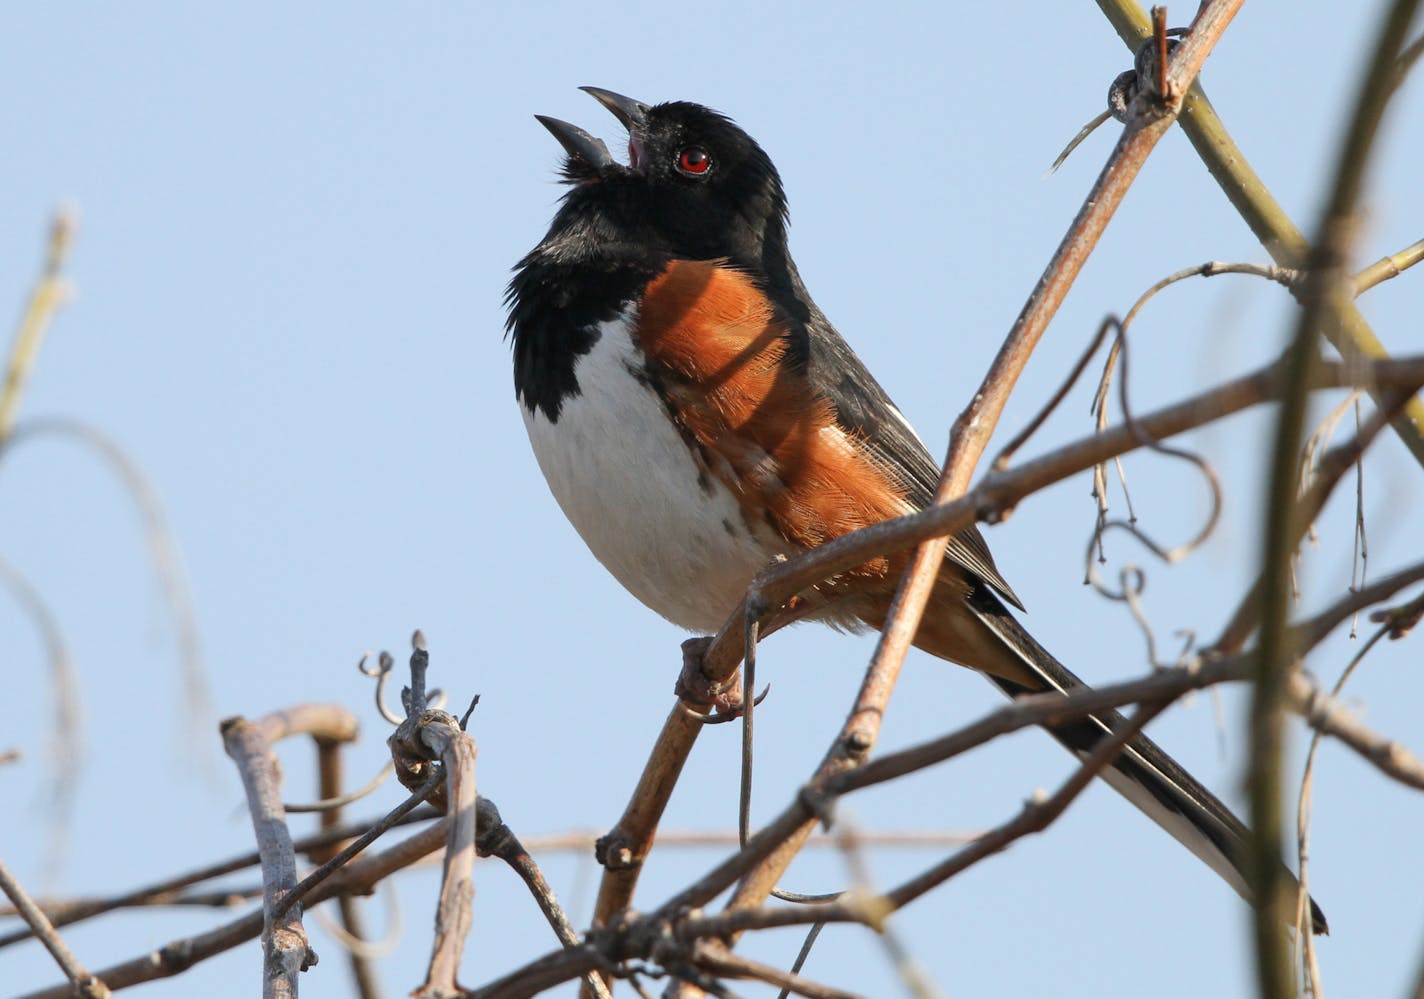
[1289,673,1424,791]
[479,806,613,999]
[1294,625,1390,995]
[221,716,319,997]
[0,808,438,948]
[1099,0,1424,467]
[310,723,384,999]
[693,943,864,999]
[0,857,109,998]
[403,713,477,999]
[17,820,451,998]
[581,349,1424,972]
[285,762,394,814]
[1353,237,1424,295]
[461,556,1424,998]
[1213,387,1417,654]
[588,9,1253,961]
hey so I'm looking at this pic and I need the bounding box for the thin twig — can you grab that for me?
[286,762,394,814]
[667,702,1167,943]
[777,923,827,999]
[471,558,1424,998]
[1388,31,1424,96]
[480,810,613,999]
[1,886,264,915]
[693,944,864,999]
[1098,0,1424,467]
[317,891,400,962]
[992,314,1116,473]
[731,355,1424,693]
[1212,388,1416,654]
[275,774,442,920]
[378,633,483,998]
[1294,626,1388,998]
[1048,107,1116,174]
[663,561,1424,922]
[1290,670,1424,791]
[579,351,1424,968]
[1352,237,1424,295]
[587,11,1249,967]
[17,820,451,998]
[512,829,981,854]
[1086,312,1225,610]
[0,807,439,947]
[702,11,1245,955]
[0,857,109,998]
[834,826,941,999]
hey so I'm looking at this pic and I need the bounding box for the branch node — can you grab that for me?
[797,784,836,831]
[843,728,874,759]
[595,829,639,872]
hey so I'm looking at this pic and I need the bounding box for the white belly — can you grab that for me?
[521,313,788,632]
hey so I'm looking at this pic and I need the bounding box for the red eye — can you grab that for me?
[676,147,711,175]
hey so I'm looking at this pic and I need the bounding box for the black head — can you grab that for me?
[509,90,809,420]
[535,88,790,273]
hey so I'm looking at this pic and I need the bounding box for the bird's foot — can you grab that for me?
[674,636,745,718]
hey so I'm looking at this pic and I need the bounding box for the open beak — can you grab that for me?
[535,87,651,172]
[534,115,614,170]
[578,86,649,132]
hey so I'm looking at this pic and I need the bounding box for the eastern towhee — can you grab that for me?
[506,87,1326,933]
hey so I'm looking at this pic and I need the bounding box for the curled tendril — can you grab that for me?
[358,650,403,725]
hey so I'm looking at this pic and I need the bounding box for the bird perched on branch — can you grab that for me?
[506,86,1325,933]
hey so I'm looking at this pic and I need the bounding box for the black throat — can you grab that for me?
[507,139,801,423]
[505,198,662,423]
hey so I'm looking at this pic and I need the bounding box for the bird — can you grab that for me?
[506,86,1326,934]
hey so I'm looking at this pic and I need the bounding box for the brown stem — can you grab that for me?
[467,556,1424,997]
[1097,0,1424,468]
[17,821,451,999]
[479,812,612,999]
[579,348,1424,978]
[0,808,438,948]
[313,738,384,999]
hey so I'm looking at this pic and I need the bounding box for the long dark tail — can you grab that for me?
[962,586,1328,935]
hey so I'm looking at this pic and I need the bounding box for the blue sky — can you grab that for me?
[3,4,1423,997]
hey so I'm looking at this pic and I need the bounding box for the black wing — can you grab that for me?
[793,306,1025,610]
